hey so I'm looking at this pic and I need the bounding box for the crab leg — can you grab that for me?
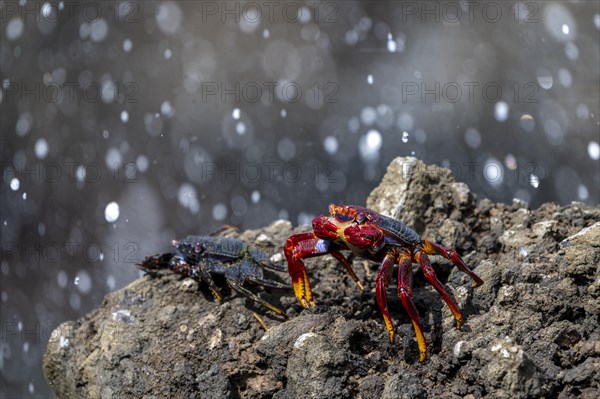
[200,260,225,301]
[397,250,427,362]
[284,233,322,308]
[285,232,362,308]
[414,250,464,328]
[422,240,483,287]
[247,275,289,289]
[329,251,364,291]
[375,252,396,343]
[225,273,286,316]
[248,246,288,272]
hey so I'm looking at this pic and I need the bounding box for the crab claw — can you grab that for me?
[312,214,342,241]
[343,224,384,252]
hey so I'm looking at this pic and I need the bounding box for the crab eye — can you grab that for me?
[334,213,354,222]
[356,212,366,223]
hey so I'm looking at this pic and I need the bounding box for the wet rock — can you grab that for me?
[44,157,600,398]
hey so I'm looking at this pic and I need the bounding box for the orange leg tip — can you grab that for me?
[299,298,316,309]
[419,351,427,362]
[356,280,365,291]
[210,289,223,302]
[388,331,395,344]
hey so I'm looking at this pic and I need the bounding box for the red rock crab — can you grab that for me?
[284,204,483,361]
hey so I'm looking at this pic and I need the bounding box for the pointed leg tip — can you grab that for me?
[472,279,484,288]
[300,298,317,309]
[419,352,427,362]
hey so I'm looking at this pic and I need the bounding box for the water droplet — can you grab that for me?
[464,128,481,148]
[576,104,589,120]
[530,174,540,188]
[251,190,261,204]
[10,178,20,191]
[161,101,175,117]
[359,130,382,161]
[120,110,129,123]
[232,108,240,120]
[280,109,287,118]
[367,74,374,85]
[6,18,24,41]
[123,39,132,52]
[75,271,92,294]
[177,184,199,213]
[277,138,296,161]
[520,114,535,132]
[231,196,248,216]
[35,138,49,159]
[104,202,120,223]
[16,112,33,137]
[565,42,579,60]
[494,102,509,122]
[401,131,409,143]
[212,203,227,221]
[505,154,517,170]
[366,130,382,149]
[578,184,589,200]
[57,271,68,288]
[537,68,554,89]
[345,30,358,45]
[235,122,246,135]
[348,117,360,133]
[483,158,504,188]
[263,29,270,39]
[561,24,569,35]
[156,2,182,35]
[323,136,338,155]
[588,141,600,160]
[136,155,149,173]
[106,275,116,290]
[22,192,27,200]
[387,33,397,52]
[90,18,108,42]
[360,106,377,125]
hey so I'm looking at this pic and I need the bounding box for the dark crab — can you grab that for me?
[284,204,483,361]
[138,235,288,316]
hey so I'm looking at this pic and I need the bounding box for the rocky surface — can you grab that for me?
[44,157,600,398]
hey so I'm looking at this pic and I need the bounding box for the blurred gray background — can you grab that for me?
[1,1,599,396]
